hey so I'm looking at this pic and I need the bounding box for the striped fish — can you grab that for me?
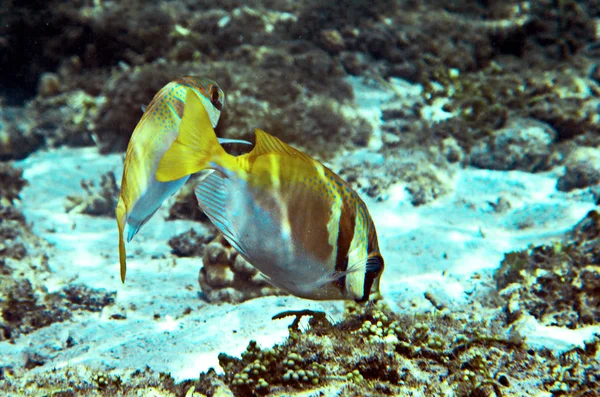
[156,89,384,301]
[116,76,247,282]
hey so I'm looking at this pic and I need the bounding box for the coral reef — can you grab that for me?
[0,365,193,397]
[1,302,599,395]
[2,0,599,206]
[495,210,600,328]
[64,171,118,216]
[27,89,104,149]
[208,302,599,396]
[199,236,285,303]
[2,1,600,395]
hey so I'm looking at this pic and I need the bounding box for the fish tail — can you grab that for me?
[156,88,234,182]
[116,199,127,283]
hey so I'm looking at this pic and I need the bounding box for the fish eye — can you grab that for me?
[366,255,384,276]
[209,85,222,111]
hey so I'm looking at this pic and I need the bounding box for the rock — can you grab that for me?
[470,118,557,171]
[37,73,61,97]
[441,137,464,163]
[168,229,214,258]
[557,147,600,192]
[319,29,345,54]
[0,164,27,203]
[0,107,41,161]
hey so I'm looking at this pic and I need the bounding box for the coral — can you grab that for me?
[469,118,557,171]
[0,280,115,340]
[0,107,41,161]
[37,72,61,98]
[197,303,599,396]
[1,301,599,395]
[62,284,115,312]
[319,29,346,55]
[199,235,285,303]
[0,365,196,397]
[0,163,28,203]
[0,172,35,269]
[64,171,118,216]
[0,166,116,340]
[557,146,600,192]
[2,0,599,171]
[27,89,104,149]
[0,279,69,340]
[168,228,215,258]
[396,57,600,175]
[495,210,600,328]
[210,57,367,158]
[339,147,456,205]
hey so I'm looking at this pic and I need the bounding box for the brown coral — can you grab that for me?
[199,235,285,303]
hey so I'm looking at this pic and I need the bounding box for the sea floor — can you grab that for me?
[1,142,596,383]
[1,78,599,396]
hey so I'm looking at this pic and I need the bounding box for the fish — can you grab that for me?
[116,76,249,283]
[156,88,384,301]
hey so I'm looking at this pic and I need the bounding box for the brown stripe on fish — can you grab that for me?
[332,181,357,291]
[357,221,384,302]
[247,153,335,263]
[284,162,335,263]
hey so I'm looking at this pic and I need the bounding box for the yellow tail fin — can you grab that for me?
[116,200,127,283]
[156,88,227,182]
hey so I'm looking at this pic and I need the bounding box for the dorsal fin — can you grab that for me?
[249,129,315,164]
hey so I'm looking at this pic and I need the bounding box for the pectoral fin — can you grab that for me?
[194,171,249,258]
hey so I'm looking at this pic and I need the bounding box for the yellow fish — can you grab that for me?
[116,76,247,283]
[156,89,384,301]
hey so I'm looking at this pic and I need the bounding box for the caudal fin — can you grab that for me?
[116,200,127,283]
[156,88,227,182]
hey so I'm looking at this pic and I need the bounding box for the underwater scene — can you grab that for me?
[1,0,599,396]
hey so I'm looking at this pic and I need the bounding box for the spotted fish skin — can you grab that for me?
[156,89,384,301]
[116,77,224,282]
